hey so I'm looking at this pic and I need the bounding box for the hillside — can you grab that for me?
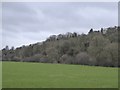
[2,26,120,67]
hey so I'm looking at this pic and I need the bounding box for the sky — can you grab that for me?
[2,2,118,49]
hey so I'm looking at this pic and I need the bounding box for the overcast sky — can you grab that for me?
[2,2,118,49]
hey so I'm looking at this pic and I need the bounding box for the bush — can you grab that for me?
[59,54,74,64]
[75,52,90,65]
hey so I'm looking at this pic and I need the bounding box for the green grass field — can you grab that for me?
[2,62,118,88]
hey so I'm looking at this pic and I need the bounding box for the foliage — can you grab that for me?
[2,26,119,67]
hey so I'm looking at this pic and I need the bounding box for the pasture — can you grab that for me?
[2,62,118,88]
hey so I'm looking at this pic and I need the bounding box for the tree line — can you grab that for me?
[2,26,120,67]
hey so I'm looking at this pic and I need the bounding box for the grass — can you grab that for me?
[0,61,2,89]
[2,61,118,88]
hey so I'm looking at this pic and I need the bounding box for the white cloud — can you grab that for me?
[2,2,118,49]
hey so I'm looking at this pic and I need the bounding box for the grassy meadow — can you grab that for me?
[0,61,2,89]
[2,62,118,88]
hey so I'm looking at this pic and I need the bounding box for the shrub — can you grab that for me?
[75,52,90,65]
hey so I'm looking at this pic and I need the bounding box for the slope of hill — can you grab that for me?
[2,26,120,67]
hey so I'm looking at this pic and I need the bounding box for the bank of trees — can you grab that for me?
[2,26,120,67]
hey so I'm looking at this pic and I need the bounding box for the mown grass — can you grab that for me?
[2,62,118,88]
[0,61,2,89]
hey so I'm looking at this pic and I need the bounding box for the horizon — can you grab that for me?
[1,25,118,50]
